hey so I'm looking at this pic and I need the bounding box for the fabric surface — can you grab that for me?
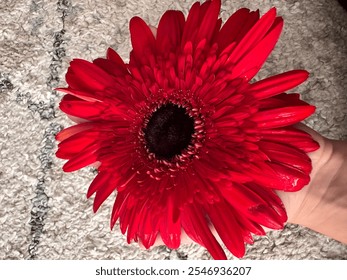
[0,0,346,260]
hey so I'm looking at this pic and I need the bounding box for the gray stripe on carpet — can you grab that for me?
[28,123,62,259]
[27,0,70,259]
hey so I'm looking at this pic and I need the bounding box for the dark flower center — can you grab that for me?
[144,103,195,160]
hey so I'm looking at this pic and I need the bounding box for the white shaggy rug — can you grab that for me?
[0,0,346,260]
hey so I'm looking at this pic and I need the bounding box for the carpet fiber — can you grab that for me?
[0,0,346,260]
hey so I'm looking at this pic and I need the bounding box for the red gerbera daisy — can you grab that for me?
[56,0,319,259]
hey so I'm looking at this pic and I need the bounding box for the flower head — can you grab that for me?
[56,0,319,259]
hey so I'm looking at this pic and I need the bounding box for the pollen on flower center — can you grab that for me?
[144,103,195,160]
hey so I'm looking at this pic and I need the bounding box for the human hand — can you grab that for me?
[277,124,347,244]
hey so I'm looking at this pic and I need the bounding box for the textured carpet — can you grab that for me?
[0,0,346,260]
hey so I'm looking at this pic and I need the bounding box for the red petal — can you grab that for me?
[259,127,319,152]
[221,183,286,229]
[275,93,309,105]
[62,143,99,172]
[57,87,102,102]
[138,203,161,248]
[93,58,128,77]
[206,202,246,258]
[217,8,258,52]
[110,191,131,229]
[66,59,115,92]
[227,8,277,65]
[244,159,308,192]
[252,106,316,128]
[93,170,135,213]
[230,17,283,81]
[160,223,181,250]
[121,203,139,240]
[232,10,260,43]
[160,193,181,249]
[249,70,309,99]
[182,205,227,260]
[268,162,311,191]
[59,94,131,120]
[57,130,100,159]
[59,94,105,120]
[258,94,309,110]
[156,10,185,54]
[247,183,287,224]
[87,171,111,198]
[120,198,136,235]
[107,48,128,71]
[196,0,221,43]
[181,1,201,46]
[125,206,140,243]
[129,17,156,63]
[258,141,312,173]
[55,122,95,141]
[236,212,266,236]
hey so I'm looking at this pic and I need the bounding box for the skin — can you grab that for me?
[278,125,347,244]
